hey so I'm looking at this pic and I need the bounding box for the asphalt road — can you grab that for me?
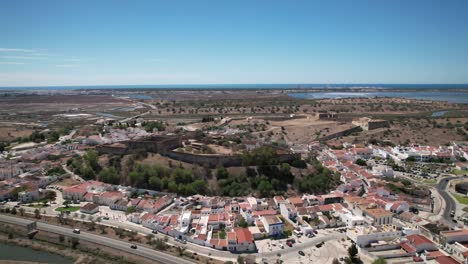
[436,176,459,224]
[0,214,194,264]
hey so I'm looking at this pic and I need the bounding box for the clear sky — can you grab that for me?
[1,0,468,86]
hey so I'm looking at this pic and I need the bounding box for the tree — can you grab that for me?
[146,234,155,244]
[45,191,57,201]
[355,159,367,167]
[87,221,96,231]
[34,208,41,219]
[216,167,229,180]
[176,246,186,257]
[11,207,17,215]
[346,243,361,264]
[219,229,227,239]
[19,208,25,216]
[154,238,167,250]
[237,255,245,264]
[126,206,137,214]
[63,200,71,208]
[70,237,79,249]
[348,243,358,258]
[238,216,248,228]
[83,149,100,172]
[98,225,107,234]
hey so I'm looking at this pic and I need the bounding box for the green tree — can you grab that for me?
[216,167,229,180]
[238,216,248,228]
[34,208,41,219]
[355,159,367,166]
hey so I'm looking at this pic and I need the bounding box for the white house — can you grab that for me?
[280,203,297,220]
[261,215,284,237]
[347,225,403,247]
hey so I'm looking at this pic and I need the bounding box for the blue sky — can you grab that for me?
[1,0,468,86]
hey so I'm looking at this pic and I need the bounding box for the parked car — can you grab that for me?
[73,229,80,234]
[152,230,158,234]
[298,250,305,256]
[130,244,137,249]
[286,241,293,247]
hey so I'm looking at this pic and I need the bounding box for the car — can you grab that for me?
[313,230,318,234]
[298,250,305,256]
[278,243,284,249]
[130,244,137,249]
[450,211,456,217]
[452,219,458,224]
[286,241,293,247]
[152,230,158,234]
[181,239,187,244]
[73,229,80,234]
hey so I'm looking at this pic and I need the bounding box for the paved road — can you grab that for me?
[0,214,194,264]
[436,176,460,224]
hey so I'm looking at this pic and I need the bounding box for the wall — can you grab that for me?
[97,135,299,168]
[318,126,362,142]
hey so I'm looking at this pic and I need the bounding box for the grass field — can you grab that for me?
[422,179,437,184]
[453,194,468,205]
[452,170,468,176]
[55,206,80,212]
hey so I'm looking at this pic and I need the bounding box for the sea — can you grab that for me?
[1,84,467,103]
[1,83,468,90]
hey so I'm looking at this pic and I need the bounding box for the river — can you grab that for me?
[0,242,73,264]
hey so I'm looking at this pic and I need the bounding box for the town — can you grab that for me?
[1,93,468,264]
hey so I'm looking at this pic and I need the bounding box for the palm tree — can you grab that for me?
[176,246,186,257]
[146,234,155,244]
[34,208,41,219]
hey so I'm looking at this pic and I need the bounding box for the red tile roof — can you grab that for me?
[234,228,253,244]
[407,234,434,247]
[436,256,461,264]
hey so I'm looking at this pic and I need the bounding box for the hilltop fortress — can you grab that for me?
[96,134,299,168]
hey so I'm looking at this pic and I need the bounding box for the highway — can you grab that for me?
[0,214,195,264]
[436,176,465,224]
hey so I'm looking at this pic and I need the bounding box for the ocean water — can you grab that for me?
[289,91,468,104]
[1,83,468,91]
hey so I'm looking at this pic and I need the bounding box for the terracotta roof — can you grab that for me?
[441,229,468,238]
[234,228,253,244]
[407,234,434,247]
[80,203,99,212]
[227,232,236,241]
[366,208,393,218]
[252,209,277,217]
[401,242,416,253]
[436,256,460,264]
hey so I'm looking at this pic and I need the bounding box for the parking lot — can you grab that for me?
[256,229,350,264]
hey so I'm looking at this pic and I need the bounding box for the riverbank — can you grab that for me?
[0,234,75,264]
[0,222,143,264]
